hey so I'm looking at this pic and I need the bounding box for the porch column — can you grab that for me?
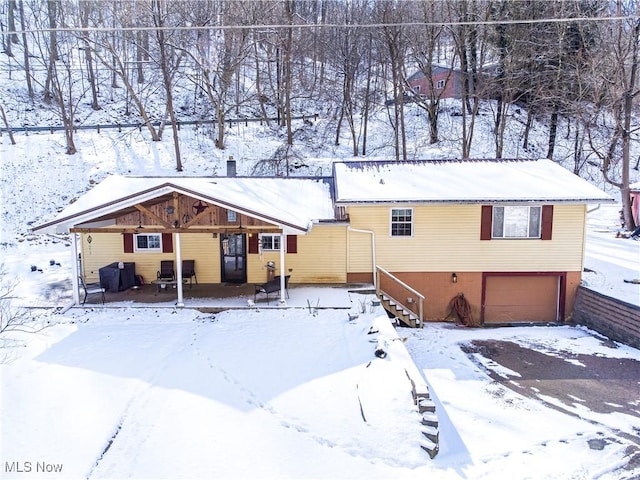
[175,232,184,307]
[279,232,286,305]
[71,233,80,305]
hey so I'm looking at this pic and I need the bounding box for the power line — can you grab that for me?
[4,15,637,36]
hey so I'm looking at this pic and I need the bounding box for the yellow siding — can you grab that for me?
[248,226,347,283]
[81,226,347,285]
[347,204,586,272]
[179,234,221,283]
[81,232,220,284]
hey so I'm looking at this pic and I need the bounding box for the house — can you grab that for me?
[33,159,613,326]
[406,64,499,101]
[406,66,463,100]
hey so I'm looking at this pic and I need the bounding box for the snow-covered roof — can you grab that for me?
[630,181,640,192]
[34,176,335,234]
[333,159,614,204]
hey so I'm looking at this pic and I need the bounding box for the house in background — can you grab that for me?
[406,64,499,101]
[33,159,613,326]
[406,66,463,100]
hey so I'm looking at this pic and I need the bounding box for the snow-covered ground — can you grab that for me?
[2,293,639,479]
[1,92,639,479]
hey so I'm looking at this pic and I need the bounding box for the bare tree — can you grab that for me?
[184,0,251,150]
[17,0,33,97]
[78,0,100,111]
[0,266,45,346]
[3,0,18,57]
[587,4,639,231]
[152,0,183,171]
[408,1,453,145]
[327,0,366,156]
[449,0,488,159]
[43,0,59,103]
[378,0,409,161]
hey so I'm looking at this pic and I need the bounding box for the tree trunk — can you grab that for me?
[546,103,559,159]
[523,107,533,150]
[136,30,145,84]
[619,18,639,231]
[253,40,270,125]
[43,0,59,103]
[18,1,33,98]
[80,2,100,111]
[361,34,373,156]
[7,0,18,45]
[153,0,182,171]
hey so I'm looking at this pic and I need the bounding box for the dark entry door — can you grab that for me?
[220,234,246,283]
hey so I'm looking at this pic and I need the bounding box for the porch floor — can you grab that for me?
[83,282,375,310]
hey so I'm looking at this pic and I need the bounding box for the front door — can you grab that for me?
[220,234,247,283]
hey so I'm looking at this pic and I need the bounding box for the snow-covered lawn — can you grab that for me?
[2,300,639,479]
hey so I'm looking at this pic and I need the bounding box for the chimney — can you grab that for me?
[227,156,237,177]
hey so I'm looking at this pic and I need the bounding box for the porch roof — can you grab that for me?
[333,159,614,205]
[33,175,335,234]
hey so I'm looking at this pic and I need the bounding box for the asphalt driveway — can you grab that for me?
[462,339,640,471]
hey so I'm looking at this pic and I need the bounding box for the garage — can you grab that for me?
[482,274,564,324]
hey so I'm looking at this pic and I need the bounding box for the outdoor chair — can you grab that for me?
[182,260,197,288]
[157,260,175,282]
[79,275,105,305]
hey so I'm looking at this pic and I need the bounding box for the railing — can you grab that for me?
[0,113,319,134]
[375,266,424,325]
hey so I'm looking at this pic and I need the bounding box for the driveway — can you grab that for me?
[461,338,640,470]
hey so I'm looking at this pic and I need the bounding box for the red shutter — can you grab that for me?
[541,205,553,240]
[286,235,297,254]
[162,233,173,253]
[123,233,134,253]
[248,234,259,254]
[480,206,493,240]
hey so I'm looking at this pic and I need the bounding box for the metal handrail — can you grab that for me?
[375,265,424,324]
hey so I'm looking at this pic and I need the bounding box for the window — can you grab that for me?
[436,79,445,89]
[492,206,541,238]
[227,210,237,223]
[260,234,281,251]
[391,208,413,237]
[134,233,162,252]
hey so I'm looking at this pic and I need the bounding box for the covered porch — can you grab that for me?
[80,281,369,310]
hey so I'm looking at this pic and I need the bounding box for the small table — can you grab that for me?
[152,279,178,292]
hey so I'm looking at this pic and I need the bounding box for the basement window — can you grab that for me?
[134,233,162,252]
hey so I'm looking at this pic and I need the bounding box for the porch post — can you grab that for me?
[71,233,80,305]
[279,232,286,305]
[175,232,184,307]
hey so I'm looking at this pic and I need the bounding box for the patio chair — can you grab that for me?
[182,260,197,288]
[79,275,105,305]
[157,260,175,282]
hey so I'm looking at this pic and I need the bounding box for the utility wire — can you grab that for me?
[4,15,638,36]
